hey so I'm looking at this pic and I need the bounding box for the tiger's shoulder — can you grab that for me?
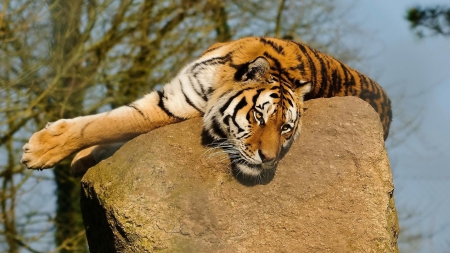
[200,37,392,139]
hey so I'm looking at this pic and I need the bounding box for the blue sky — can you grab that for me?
[25,2,450,252]
[344,1,450,252]
[3,1,449,252]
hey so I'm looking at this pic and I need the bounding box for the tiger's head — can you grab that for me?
[203,56,311,178]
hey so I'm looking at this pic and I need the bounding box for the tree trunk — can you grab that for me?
[49,0,88,251]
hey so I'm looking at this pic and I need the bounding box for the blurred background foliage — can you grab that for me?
[0,0,441,252]
[406,5,450,38]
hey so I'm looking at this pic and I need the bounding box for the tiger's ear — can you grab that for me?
[295,81,312,99]
[241,56,271,82]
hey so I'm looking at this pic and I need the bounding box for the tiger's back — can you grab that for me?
[203,37,392,139]
[21,37,392,177]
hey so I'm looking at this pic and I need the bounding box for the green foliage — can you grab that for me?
[406,5,450,37]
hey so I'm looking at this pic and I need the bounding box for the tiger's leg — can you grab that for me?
[70,142,125,177]
[21,50,221,170]
[21,90,203,170]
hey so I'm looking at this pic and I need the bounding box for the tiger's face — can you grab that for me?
[204,57,311,177]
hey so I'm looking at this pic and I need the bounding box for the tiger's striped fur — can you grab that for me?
[21,37,391,177]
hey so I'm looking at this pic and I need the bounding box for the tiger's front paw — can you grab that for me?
[21,120,77,170]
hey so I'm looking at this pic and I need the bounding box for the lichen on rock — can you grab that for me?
[81,97,399,253]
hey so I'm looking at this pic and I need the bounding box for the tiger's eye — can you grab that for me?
[254,111,264,124]
[281,124,292,132]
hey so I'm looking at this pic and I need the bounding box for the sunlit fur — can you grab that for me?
[204,72,311,176]
[21,37,391,178]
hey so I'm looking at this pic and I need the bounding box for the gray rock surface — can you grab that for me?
[80,96,399,253]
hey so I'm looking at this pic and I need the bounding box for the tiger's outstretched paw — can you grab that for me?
[21,120,77,170]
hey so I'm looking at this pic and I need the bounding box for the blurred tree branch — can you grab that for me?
[275,0,286,38]
[0,0,367,251]
[406,5,450,37]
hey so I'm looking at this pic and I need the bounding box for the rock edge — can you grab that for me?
[81,97,399,253]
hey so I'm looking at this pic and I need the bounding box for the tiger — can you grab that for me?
[20,37,392,178]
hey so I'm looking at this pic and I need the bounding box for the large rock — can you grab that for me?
[80,97,399,252]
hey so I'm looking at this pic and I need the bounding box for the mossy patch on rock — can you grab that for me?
[81,97,399,253]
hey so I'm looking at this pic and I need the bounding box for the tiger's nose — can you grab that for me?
[258,150,276,164]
